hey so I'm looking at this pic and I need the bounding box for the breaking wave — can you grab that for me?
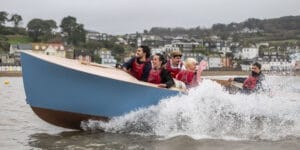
[82,76,300,141]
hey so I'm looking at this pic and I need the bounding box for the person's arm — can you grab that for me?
[233,77,247,83]
[255,73,265,91]
[159,69,175,88]
[122,57,135,71]
[140,61,152,82]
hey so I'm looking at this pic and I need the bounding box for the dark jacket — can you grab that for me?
[159,68,175,88]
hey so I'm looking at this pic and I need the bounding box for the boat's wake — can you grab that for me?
[81,77,300,141]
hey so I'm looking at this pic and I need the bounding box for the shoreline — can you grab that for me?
[202,71,249,76]
[0,71,22,77]
[202,70,300,76]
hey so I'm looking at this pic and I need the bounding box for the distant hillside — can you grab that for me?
[259,16,300,32]
[148,15,300,42]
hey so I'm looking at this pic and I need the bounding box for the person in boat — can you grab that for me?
[122,45,152,81]
[148,53,175,88]
[228,62,265,93]
[175,58,199,88]
[165,51,185,78]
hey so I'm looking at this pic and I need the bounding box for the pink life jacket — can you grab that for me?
[243,76,258,90]
[147,69,162,84]
[176,70,197,87]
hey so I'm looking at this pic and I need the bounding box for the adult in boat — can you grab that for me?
[165,51,185,78]
[228,62,265,93]
[148,53,175,88]
[122,46,152,81]
[175,58,199,88]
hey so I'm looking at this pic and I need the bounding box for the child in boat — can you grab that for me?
[175,58,198,88]
[147,53,175,88]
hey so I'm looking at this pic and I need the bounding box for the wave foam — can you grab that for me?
[81,77,300,141]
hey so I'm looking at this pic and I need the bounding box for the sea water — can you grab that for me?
[1,76,300,149]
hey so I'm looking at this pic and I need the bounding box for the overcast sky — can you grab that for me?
[1,0,300,35]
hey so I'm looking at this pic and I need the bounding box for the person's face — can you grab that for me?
[135,48,145,58]
[187,62,197,71]
[251,65,260,74]
[172,56,182,65]
[152,55,162,68]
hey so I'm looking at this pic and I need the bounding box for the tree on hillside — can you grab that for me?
[27,18,57,42]
[10,14,22,28]
[0,35,9,53]
[60,16,76,35]
[43,19,58,40]
[111,44,125,62]
[60,16,86,46]
[212,23,226,31]
[0,11,8,26]
[244,18,261,29]
[72,24,85,45]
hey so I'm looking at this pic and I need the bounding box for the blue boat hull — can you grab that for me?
[21,52,180,129]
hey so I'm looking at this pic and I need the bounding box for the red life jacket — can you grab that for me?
[243,76,258,90]
[130,58,146,80]
[176,70,197,87]
[147,69,162,84]
[165,60,183,78]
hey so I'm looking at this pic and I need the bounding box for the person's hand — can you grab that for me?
[158,84,167,88]
[123,68,129,72]
[228,78,233,82]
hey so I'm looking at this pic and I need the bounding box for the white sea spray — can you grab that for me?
[82,76,300,141]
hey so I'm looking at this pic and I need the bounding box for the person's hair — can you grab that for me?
[253,62,261,70]
[139,45,151,58]
[152,53,167,65]
[171,51,182,58]
[184,58,198,69]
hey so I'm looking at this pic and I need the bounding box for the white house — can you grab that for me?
[171,40,199,52]
[86,30,109,41]
[33,43,66,58]
[208,57,222,69]
[240,64,251,71]
[99,50,117,66]
[44,44,66,58]
[9,44,32,64]
[116,37,128,45]
[151,48,164,55]
[9,44,32,55]
[86,30,100,41]
[219,47,231,55]
[162,44,180,54]
[240,48,259,59]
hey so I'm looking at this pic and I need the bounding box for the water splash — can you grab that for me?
[82,77,300,141]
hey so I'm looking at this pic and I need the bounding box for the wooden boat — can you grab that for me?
[21,51,186,129]
[21,51,235,130]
